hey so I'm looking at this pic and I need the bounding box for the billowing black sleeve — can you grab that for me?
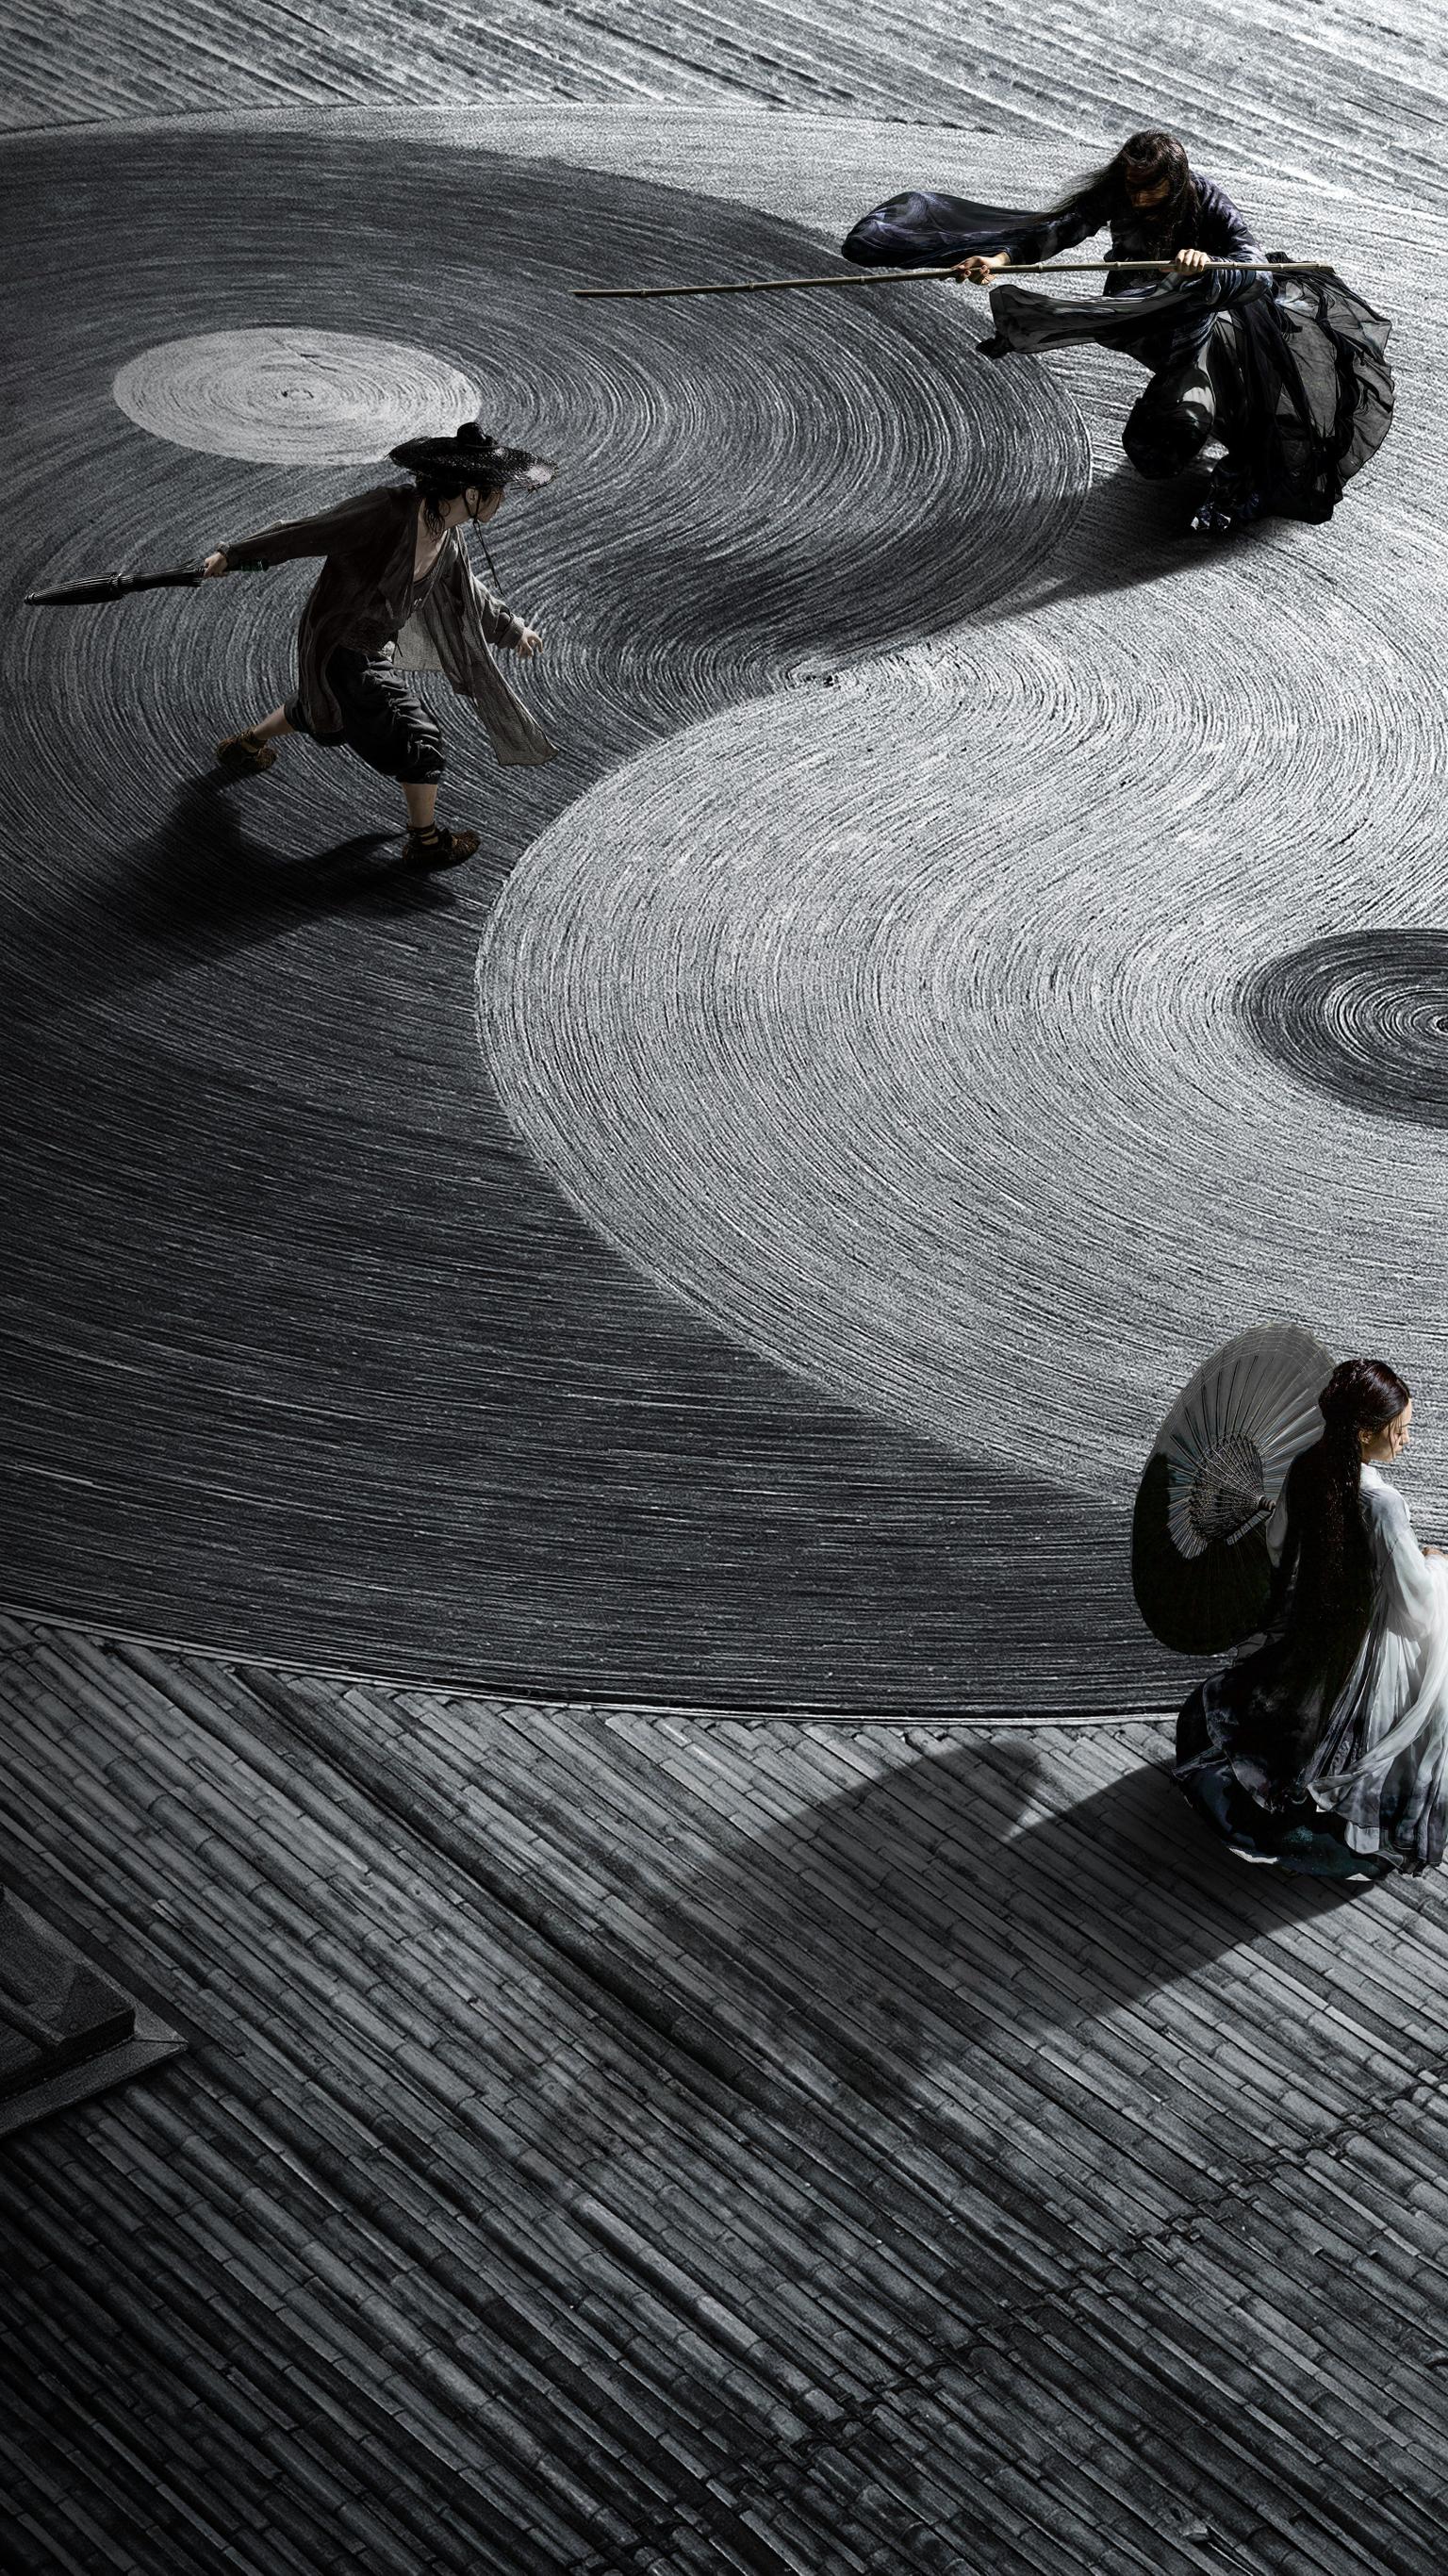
[842,188,1104,270]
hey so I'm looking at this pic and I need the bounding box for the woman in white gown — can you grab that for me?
[1175,1360,1448,1877]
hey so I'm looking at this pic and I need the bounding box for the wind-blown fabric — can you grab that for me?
[986,266,1392,522]
[1176,1465,1448,1875]
[841,177,1393,522]
[841,175,1263,285]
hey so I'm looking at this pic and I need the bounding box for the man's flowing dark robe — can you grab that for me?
[842,177,1393,521]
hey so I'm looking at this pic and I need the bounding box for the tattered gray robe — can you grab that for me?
[223,482,556,767]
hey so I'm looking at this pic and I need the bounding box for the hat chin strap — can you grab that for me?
[465,490,506,596]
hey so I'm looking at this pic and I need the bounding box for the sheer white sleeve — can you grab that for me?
[1310,1480,1448,1866]
[1365,1484,1441,1636]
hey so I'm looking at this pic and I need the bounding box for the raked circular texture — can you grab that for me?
[7,113,1441,1700]
[478,438,1448,1525]
[1240,930,1448,1128]
[0,117,1108,1703]
[112,327,482,463]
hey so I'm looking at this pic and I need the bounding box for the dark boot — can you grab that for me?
[1190,463,1265,539]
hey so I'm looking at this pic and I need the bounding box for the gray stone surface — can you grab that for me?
[5,1613,1448,2571]
[4,12,1445,2570]
[111,325,483,464]
[3,101,1440,1706]
[478,175,1448,1515]
[0,114,1111,1710]
[3,0,1444,218]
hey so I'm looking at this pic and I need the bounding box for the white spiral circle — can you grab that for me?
[479,508,1448,1517]
[112,327,481,463]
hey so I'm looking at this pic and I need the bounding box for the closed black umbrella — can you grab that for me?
[24,564,262,605]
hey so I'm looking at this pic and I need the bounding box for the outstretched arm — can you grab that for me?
[203,487,392,578]
[953,197,1101,288]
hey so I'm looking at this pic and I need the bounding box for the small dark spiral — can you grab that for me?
[1238,932,1448,1128]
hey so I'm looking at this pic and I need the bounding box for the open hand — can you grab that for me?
[202,551,229,576]
[516,626,543,660]
[1173,247,1213,272]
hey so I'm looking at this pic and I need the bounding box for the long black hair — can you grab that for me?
[1056,128,1200,233]
[1282,1356,1411,1643]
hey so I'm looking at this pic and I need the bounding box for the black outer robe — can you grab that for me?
[841,177,1393,521]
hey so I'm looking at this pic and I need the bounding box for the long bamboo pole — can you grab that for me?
[573,258,1334,302]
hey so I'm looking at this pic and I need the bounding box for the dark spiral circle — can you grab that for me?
[1238,932,1448,1128]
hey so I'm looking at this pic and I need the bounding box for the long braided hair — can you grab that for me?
[1281,1357,1411,1648]
[1056,128,1201,236]
[1221,1357,1411,1789]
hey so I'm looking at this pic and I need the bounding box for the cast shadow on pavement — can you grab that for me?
[8,774,462,1036]
[682,1735,1368,2103]
[974,454,1278,622]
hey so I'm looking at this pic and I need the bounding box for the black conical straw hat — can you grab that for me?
[388,421,555,492]
[1132,1324,1335,1656]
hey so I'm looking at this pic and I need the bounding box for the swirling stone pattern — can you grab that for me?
[113,328,482,464]
[481,173,1448,1534]
[1240,933,1448,1128]
[0,118,1103,1708]
[7,0,1446,223]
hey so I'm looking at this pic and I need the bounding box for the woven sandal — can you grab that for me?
[217,729,279,775]
[402,825,481,871]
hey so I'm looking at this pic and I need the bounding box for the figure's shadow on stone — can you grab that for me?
[686,1738,1368,2111]
[11,776,460,1035]
[518,1735,1378,2330]
[976,455,1276,621]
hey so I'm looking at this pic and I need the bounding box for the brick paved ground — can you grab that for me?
[5,1616,1448,2573]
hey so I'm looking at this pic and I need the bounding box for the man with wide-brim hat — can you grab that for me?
[206,422,556,869]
